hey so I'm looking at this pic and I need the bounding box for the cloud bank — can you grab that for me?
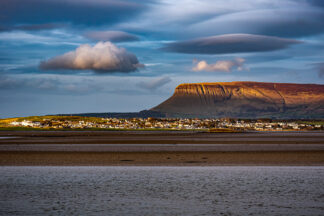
[1,0,145,26]
[188,8,324,38]
[39,41,143,73]
[192,58,245,72]
[0,74,102,94]
[313,62,324,78]
[84,31,139,42]
[0,23,66,32]
[137,76,171,90]
[117,1,324,39]
[163,34,302,54]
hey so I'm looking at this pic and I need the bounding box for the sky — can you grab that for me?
[1,0,324,117]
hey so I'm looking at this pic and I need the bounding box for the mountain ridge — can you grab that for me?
[151,81,324,119]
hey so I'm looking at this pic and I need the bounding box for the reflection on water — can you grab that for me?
[0,166,323,216]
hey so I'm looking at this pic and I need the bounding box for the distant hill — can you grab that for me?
[150,81,324,119]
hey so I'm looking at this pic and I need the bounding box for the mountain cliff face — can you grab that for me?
[151,81,324,118]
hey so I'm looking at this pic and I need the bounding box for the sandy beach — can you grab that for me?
[0,131,323,165]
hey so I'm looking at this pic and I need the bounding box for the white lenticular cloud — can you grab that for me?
[163,34,302,54]
[192,58,245,72]
[40,41,143,73]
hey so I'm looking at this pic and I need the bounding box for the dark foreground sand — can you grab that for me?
[0,131,323,165]
[1,151,324,166]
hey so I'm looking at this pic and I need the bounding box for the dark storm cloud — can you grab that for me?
[84,31,139,42]
[0,0,146,26]
[162,34,302,55]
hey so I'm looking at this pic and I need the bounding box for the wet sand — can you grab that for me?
[1,151,323,166]
[0,131,323,165]
[1,143,324,152]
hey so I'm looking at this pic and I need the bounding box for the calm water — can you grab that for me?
[0,167,323,216]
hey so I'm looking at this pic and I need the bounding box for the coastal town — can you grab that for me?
[3,116,323,131]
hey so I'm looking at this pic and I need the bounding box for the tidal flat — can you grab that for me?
[0,166,323,216]
[0,131,323,165]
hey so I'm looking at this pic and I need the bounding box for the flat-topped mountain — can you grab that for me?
[151,81,324,119]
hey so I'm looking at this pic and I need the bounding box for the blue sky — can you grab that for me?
[1,0,324,117]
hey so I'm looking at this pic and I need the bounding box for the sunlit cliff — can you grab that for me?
[151,81,324,118]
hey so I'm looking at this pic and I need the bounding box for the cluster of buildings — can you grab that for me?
[8,117,323,131]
